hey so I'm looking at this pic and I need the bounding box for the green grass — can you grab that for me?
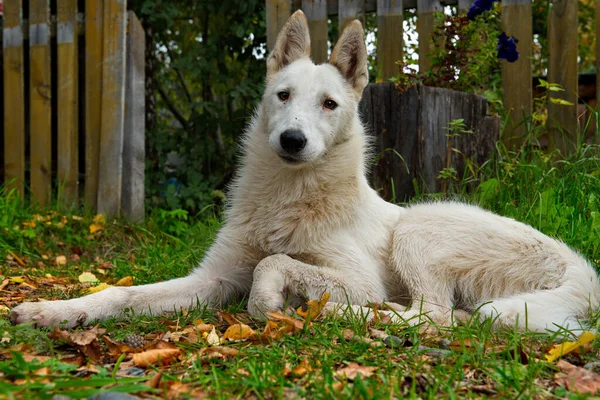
[1,138,600,399]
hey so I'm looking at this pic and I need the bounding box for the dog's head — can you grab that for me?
[262,10,368,166]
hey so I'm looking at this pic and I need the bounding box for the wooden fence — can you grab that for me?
[267,0,600,153]
[0,0,145,221]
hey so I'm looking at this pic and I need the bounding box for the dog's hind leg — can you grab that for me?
[247,254,384,319]
[10,232,253,328]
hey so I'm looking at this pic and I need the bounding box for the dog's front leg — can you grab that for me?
[11,231,253,328]
[247,254,375,318]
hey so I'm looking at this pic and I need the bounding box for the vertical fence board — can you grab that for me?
[417,0,442,74]
[501,0,532,149]
[547,0,577,154]
[597,0,600,108]
[302,0,328,63]
[122,11,145,222]
[457,0,471,12]
[339,0,364,33]
[376,0,403,80]
[97,0,127,217]
[267,0,291,51]
[29,0,52,205]
[57,0,79,202]
[2,0,25,197]
[85,0,103,208]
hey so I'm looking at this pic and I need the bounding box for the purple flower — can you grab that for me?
[497,32,519,63]
[467,0,498,20]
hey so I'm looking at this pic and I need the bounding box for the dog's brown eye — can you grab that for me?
[278,91,290,101]
[323,99,338,110]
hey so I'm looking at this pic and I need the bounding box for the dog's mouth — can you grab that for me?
[279,154,303,165]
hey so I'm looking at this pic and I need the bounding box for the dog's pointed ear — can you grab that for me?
[329,20,368,95]
[267,10,311,78]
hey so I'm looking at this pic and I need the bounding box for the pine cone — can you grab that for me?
[122,334,145,349]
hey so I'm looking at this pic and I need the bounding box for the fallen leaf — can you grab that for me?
[545,331,596,362]
[219,311,242,326]
[87,282,112,294]
[223,324,256,341]
[297,292,330,320]
[78,272,99,284]
[335,362,377,381]
[267,312,308,332]
[102,336,143,358]
[90,214,106,234]
[54,255,67,266]
[554,359,600,394]
[205,326,221,346]
[48,326,105,362]
[292,358,312,377]
[115,276,134,286]
[133,348,182,367]
[9,276,25,284]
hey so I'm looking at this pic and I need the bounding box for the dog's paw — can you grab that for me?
[10,301,88,328]
[247,292,285,320]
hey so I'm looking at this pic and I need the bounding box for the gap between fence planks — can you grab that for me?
[57,0,79,203]
[501,0,532,150]
[29,0,52,206]
[2,0,25,198]
[547,0,578,154]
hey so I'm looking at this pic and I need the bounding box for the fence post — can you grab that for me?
[338,0,365,34]
[97,0,127,217]
[501,0,532,149]
[417,0,442,74]
[457,0,471,12]
[376,0,403,81]
[30,0,52,206]
[2,0,25,198]
[57,0,79,203]
[596,0,599,109]
[121,11,145,222]
[85,0,104,209]
[302,0,328,64]
[266,0,292,51]
[547,0,577,154]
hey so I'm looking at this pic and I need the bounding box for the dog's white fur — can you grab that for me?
[11,11,600,333]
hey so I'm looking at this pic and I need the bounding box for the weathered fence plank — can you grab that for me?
[2,0,25,197]
[597,0,600,108]
[416,0,442,74]
[339,0,364,33]
[57,0,79,203]
[266,0,292,51]
[501,0,532,149]
[359,83,499,200]
[97,0,127,217]
[121,12,145,222]
[29,0,52,206]
[457,0,471,12]
[85,0,104,209]
[547,0,577,153]
[376,0,403,80]
[302,0,328,64]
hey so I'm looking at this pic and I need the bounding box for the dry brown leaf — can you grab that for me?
[292,358,312,377]
[147,372,163,389]
[133,348,182,367]
[219,311,243,326]
[297,292,331,320]
[48,326,105,362]
[223,324,256,341]
[102,336,142,358]
[335,362,377,381]
[554,359,600,394]
[55,255,67,266]
[69,326,106,346]
[267,312,308,332]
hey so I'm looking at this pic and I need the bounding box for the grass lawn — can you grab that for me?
[1,142,600,399]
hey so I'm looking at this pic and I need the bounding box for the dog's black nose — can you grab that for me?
[280,130,307,154]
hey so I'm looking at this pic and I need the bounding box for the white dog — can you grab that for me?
[11,11,600,333]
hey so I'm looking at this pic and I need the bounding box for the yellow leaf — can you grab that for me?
[297,292,330,320]
[71,215,84,221]
[89,214,106,234]
[133,348,182,367]
[223,324,256,341]
[87,283,113,294]
[115,276,134,286]
[9,276,24,284]
[78,272,99,283]
[545,331,596,362]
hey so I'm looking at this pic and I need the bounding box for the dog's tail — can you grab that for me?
[478,260,600,333]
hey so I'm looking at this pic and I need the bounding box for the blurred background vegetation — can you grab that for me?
[130,0,597,215]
